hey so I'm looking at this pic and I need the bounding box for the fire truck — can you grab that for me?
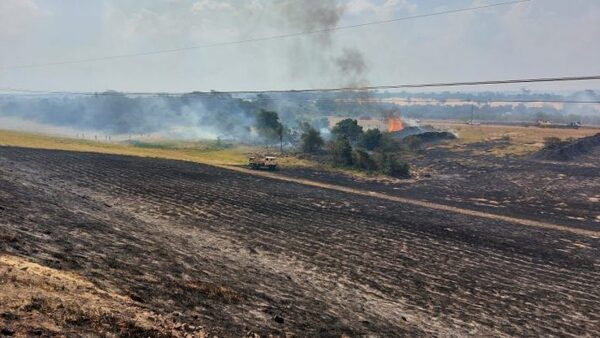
[248,155,278,170]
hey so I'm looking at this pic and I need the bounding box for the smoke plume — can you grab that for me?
[269,0,370,88]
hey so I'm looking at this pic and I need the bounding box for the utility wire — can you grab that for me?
[1,0,531,70]
[2,74,599,97]
[1,75,600,104]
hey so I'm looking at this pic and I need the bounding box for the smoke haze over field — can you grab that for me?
[0,93,259,139]
[1,89,599,140]
[1,0,599,92]
[1,0,600,137]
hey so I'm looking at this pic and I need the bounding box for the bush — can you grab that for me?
[330,137,353,166]
[358,129,383,150]
[352,148,377,171]
[378,132,401,152]
[375,153,410,178]
[301,127,324,153]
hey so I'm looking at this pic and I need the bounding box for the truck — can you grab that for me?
[248,155,278,170]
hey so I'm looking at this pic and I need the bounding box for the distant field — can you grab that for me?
[0,129,255,166]
[422,120,600,155]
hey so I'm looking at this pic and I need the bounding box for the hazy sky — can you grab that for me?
[1,0,599,92]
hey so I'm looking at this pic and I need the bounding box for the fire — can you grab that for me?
[387,116,404,132]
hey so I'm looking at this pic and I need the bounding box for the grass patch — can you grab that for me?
[0,129,250,166]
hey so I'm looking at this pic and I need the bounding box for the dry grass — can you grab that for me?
[0,129,348,174]
[0,129,251,166]
[422,120,600,155]
[0,255,205,337]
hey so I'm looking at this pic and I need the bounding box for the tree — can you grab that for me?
[330,137,353,166]
[358,129,383,150]
[331,118,363,143]
[255,109,284,151]
[351,148,377,171]
[301,126,324,153]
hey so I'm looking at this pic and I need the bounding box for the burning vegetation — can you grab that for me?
[387,115,404,132]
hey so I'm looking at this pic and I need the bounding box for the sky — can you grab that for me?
[1,0,599,93]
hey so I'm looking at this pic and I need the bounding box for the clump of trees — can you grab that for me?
[319,118,410,177]
[255,112,411,178]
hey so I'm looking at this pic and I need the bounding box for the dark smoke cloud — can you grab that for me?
[335,48,368,87]
[270,0,370,88]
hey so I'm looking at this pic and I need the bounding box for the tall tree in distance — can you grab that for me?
[255,109,284,152]
[331,118,363,144]
[301,126,324,153]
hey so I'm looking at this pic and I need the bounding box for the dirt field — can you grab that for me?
[1,146,599,337]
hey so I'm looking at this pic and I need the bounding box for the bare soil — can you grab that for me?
[1,146,599,337]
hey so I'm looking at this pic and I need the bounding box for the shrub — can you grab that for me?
[378,132,402,152]
[375,153,410,178]
[330,137,353,166]
[352,148,377,171]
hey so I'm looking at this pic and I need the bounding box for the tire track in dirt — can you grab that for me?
[219,165,600,238]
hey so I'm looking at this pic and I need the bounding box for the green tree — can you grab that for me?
[330,137,353,166]
[331,118,363,143]
[358,129,383,150]
[255,109,284,151]
[301,126,324,153]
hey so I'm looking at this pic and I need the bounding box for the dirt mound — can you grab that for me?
[534,133,600,161]
[0,255,205,337]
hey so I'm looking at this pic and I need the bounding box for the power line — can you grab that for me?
[6,74,600,96]
[217,75,600,94]
[2,0,531,70]
[1,74,600,103]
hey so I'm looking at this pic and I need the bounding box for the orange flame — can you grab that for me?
[387,116,404,132]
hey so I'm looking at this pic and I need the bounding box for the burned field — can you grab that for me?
[1,146,599,337]
[284,135,600,232]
